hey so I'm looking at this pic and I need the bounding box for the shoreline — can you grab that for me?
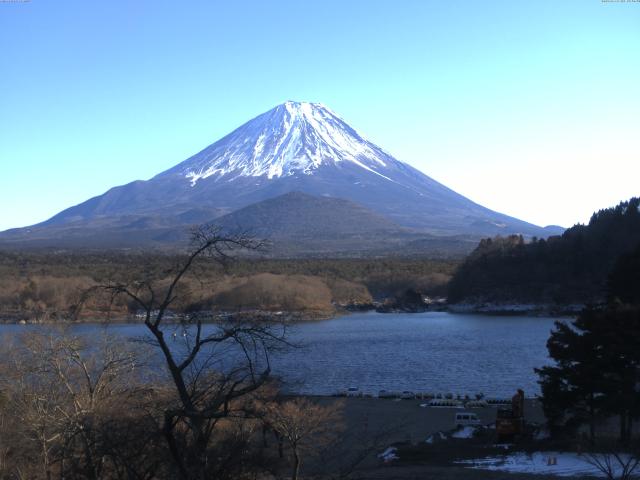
[0,303,579,325]
[0,310,332,325]
[446,302,583,317]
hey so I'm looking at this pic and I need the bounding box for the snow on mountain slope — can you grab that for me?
[161,101,396,184]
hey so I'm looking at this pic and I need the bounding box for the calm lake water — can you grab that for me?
[0,312,563,397]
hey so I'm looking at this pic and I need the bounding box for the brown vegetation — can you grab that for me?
[0,251,456,322]
[0,275,97,321]
[0,330,165,478]
[214,273,334,313]
[0,330,348,479]
[0,228,351,479]
[261,397,344,480]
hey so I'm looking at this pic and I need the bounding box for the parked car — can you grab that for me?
[465,400,488,408]
[428,399,463,408]
[454,411,482,427]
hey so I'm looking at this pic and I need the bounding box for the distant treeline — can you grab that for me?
[226,258,456,299]
[448,197,640,305]
[0,252,457,321]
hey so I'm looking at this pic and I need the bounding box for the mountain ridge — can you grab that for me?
[1,101,564,252]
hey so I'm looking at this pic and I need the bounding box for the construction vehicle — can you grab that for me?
[496,389,525,442]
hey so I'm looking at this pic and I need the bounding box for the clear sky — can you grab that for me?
[1,0,638,231]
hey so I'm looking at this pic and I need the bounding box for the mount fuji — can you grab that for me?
[1,101,562,252]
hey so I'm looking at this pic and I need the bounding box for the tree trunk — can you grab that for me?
[41,436,51,480]
[589,395,596,444]
[292,449,301,480]
[163,414,189,480]
[620,412,628,444]
[193,426,209,480]
[275,432,283,459]
[80,428,98,480]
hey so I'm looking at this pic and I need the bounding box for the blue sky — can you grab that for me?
[1,0,638,231]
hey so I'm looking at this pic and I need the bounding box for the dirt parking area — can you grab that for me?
[304,397,562,479]
[313,397,544,445]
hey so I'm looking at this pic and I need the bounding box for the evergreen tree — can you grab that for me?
[536,306,640,443]
[608,243,640,305]
[449,197,640,305]
[536,312,608,442]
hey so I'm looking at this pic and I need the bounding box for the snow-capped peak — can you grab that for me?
[168,101,397,185]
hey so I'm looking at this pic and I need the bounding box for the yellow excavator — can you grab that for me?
[496,389,525,442]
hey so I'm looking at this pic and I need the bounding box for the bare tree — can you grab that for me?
[0,330,145,479]
[101,225,289,479]
[262,397,344,480]
[583,449,640,480]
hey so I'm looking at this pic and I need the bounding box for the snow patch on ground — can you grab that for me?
[458,451,635,477]
[378,447,398,463]
[426,426,485,443]
[425,432,448,444]
[451,426,477,439]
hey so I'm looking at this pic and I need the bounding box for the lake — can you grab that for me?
[0,312,562,397]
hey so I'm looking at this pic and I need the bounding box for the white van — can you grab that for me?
[454,412,481,427]
[346,387,360,397]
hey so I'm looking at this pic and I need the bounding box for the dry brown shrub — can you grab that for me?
[323,277,372,305]
[213,273,333,312]
[0,276,99,319]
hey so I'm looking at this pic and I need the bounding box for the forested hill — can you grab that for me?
[447,197,640,305]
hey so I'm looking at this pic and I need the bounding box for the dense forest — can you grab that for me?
[535,233,640,446]
[4,197,638,319]
[448,197,640,305]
